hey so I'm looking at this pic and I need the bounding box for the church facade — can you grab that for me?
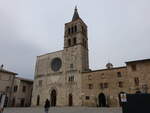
[31,8,150,107]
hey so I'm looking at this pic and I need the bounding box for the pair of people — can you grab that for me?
[44,99,50,113]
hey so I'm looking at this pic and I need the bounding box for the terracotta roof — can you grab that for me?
[0,68,17,75]
[126,58,150,64]
[82,66,127,73]
[15,77,33,83]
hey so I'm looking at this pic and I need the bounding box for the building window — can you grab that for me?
[100,83,108,89]
[134,77,139,86]
[104,83,108,88]
[82,39,84,46]
[22,86,26,93]
[118,81,123,88]
[88,75,92,80]
[100,83,104,89]
[131,64,136,71]
[68,39,71,46]
[5,86,10,92]
[14,85,18,92]
[39,80,42,87]
[117,72,122,77]
[82,26,84,32]
[85,96,90,100]
[70,64,73,68]
[69,76,74,82]
[101,73,105,79]
[88,84,93,89]
[73,37,77,45]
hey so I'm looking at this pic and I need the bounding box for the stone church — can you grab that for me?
[32,8,150,107]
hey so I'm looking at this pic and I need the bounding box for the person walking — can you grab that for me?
[0,94,6,113]
[44,99,50,113]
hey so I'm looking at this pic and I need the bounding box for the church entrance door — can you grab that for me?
[98,93,106,107]
[51,89,57,106]
[69,94,73,106]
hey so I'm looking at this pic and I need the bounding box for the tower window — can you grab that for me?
[68,28,70,35]
[73,37,77,45]
[71,27,74,34]
[82,26,84,32]
[22,86,26,92]
[39,80,42,87]
[68,39,71,46]
[84,40,87,48]
[74,25,77,32]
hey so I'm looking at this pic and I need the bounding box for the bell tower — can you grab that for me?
[63,7,89,106]
[64,7,89,72]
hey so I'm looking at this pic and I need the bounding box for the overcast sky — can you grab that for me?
[0,0,150,79]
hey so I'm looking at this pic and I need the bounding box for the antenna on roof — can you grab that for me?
[0,64,4,69]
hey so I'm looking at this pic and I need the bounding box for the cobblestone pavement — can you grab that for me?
[3,107,122,113]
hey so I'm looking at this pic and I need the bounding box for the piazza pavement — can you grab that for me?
[3,107,122,113]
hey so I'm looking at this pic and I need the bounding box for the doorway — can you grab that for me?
[98,93,106,107]
[20,98,25,107]
[51,89,57,106]
[37,95,40,106]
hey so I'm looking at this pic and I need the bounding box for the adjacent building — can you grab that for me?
[11,77,33,107]
[0,65,33,107]
[32,8,150,107]
[0,65,17,107]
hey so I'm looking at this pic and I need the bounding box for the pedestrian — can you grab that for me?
[44,99,50,113]
[0,94,6,113]
[0,108,4,113]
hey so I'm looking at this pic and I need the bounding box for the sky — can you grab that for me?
[0,0,150,79]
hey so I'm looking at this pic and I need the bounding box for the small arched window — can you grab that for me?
[74,25,77,32]
[71,27,74,34]
[82,39,84,46]
[84,40,87,48]
[68,28,70,35]
[73,37,77,45]
[68,39,71,46]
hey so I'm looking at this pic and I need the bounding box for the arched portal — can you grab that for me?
[12,98,15,107]
[69,94,73,106]
[98,93,106,107]
[51,89,57,106]
[37,95,40,106]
